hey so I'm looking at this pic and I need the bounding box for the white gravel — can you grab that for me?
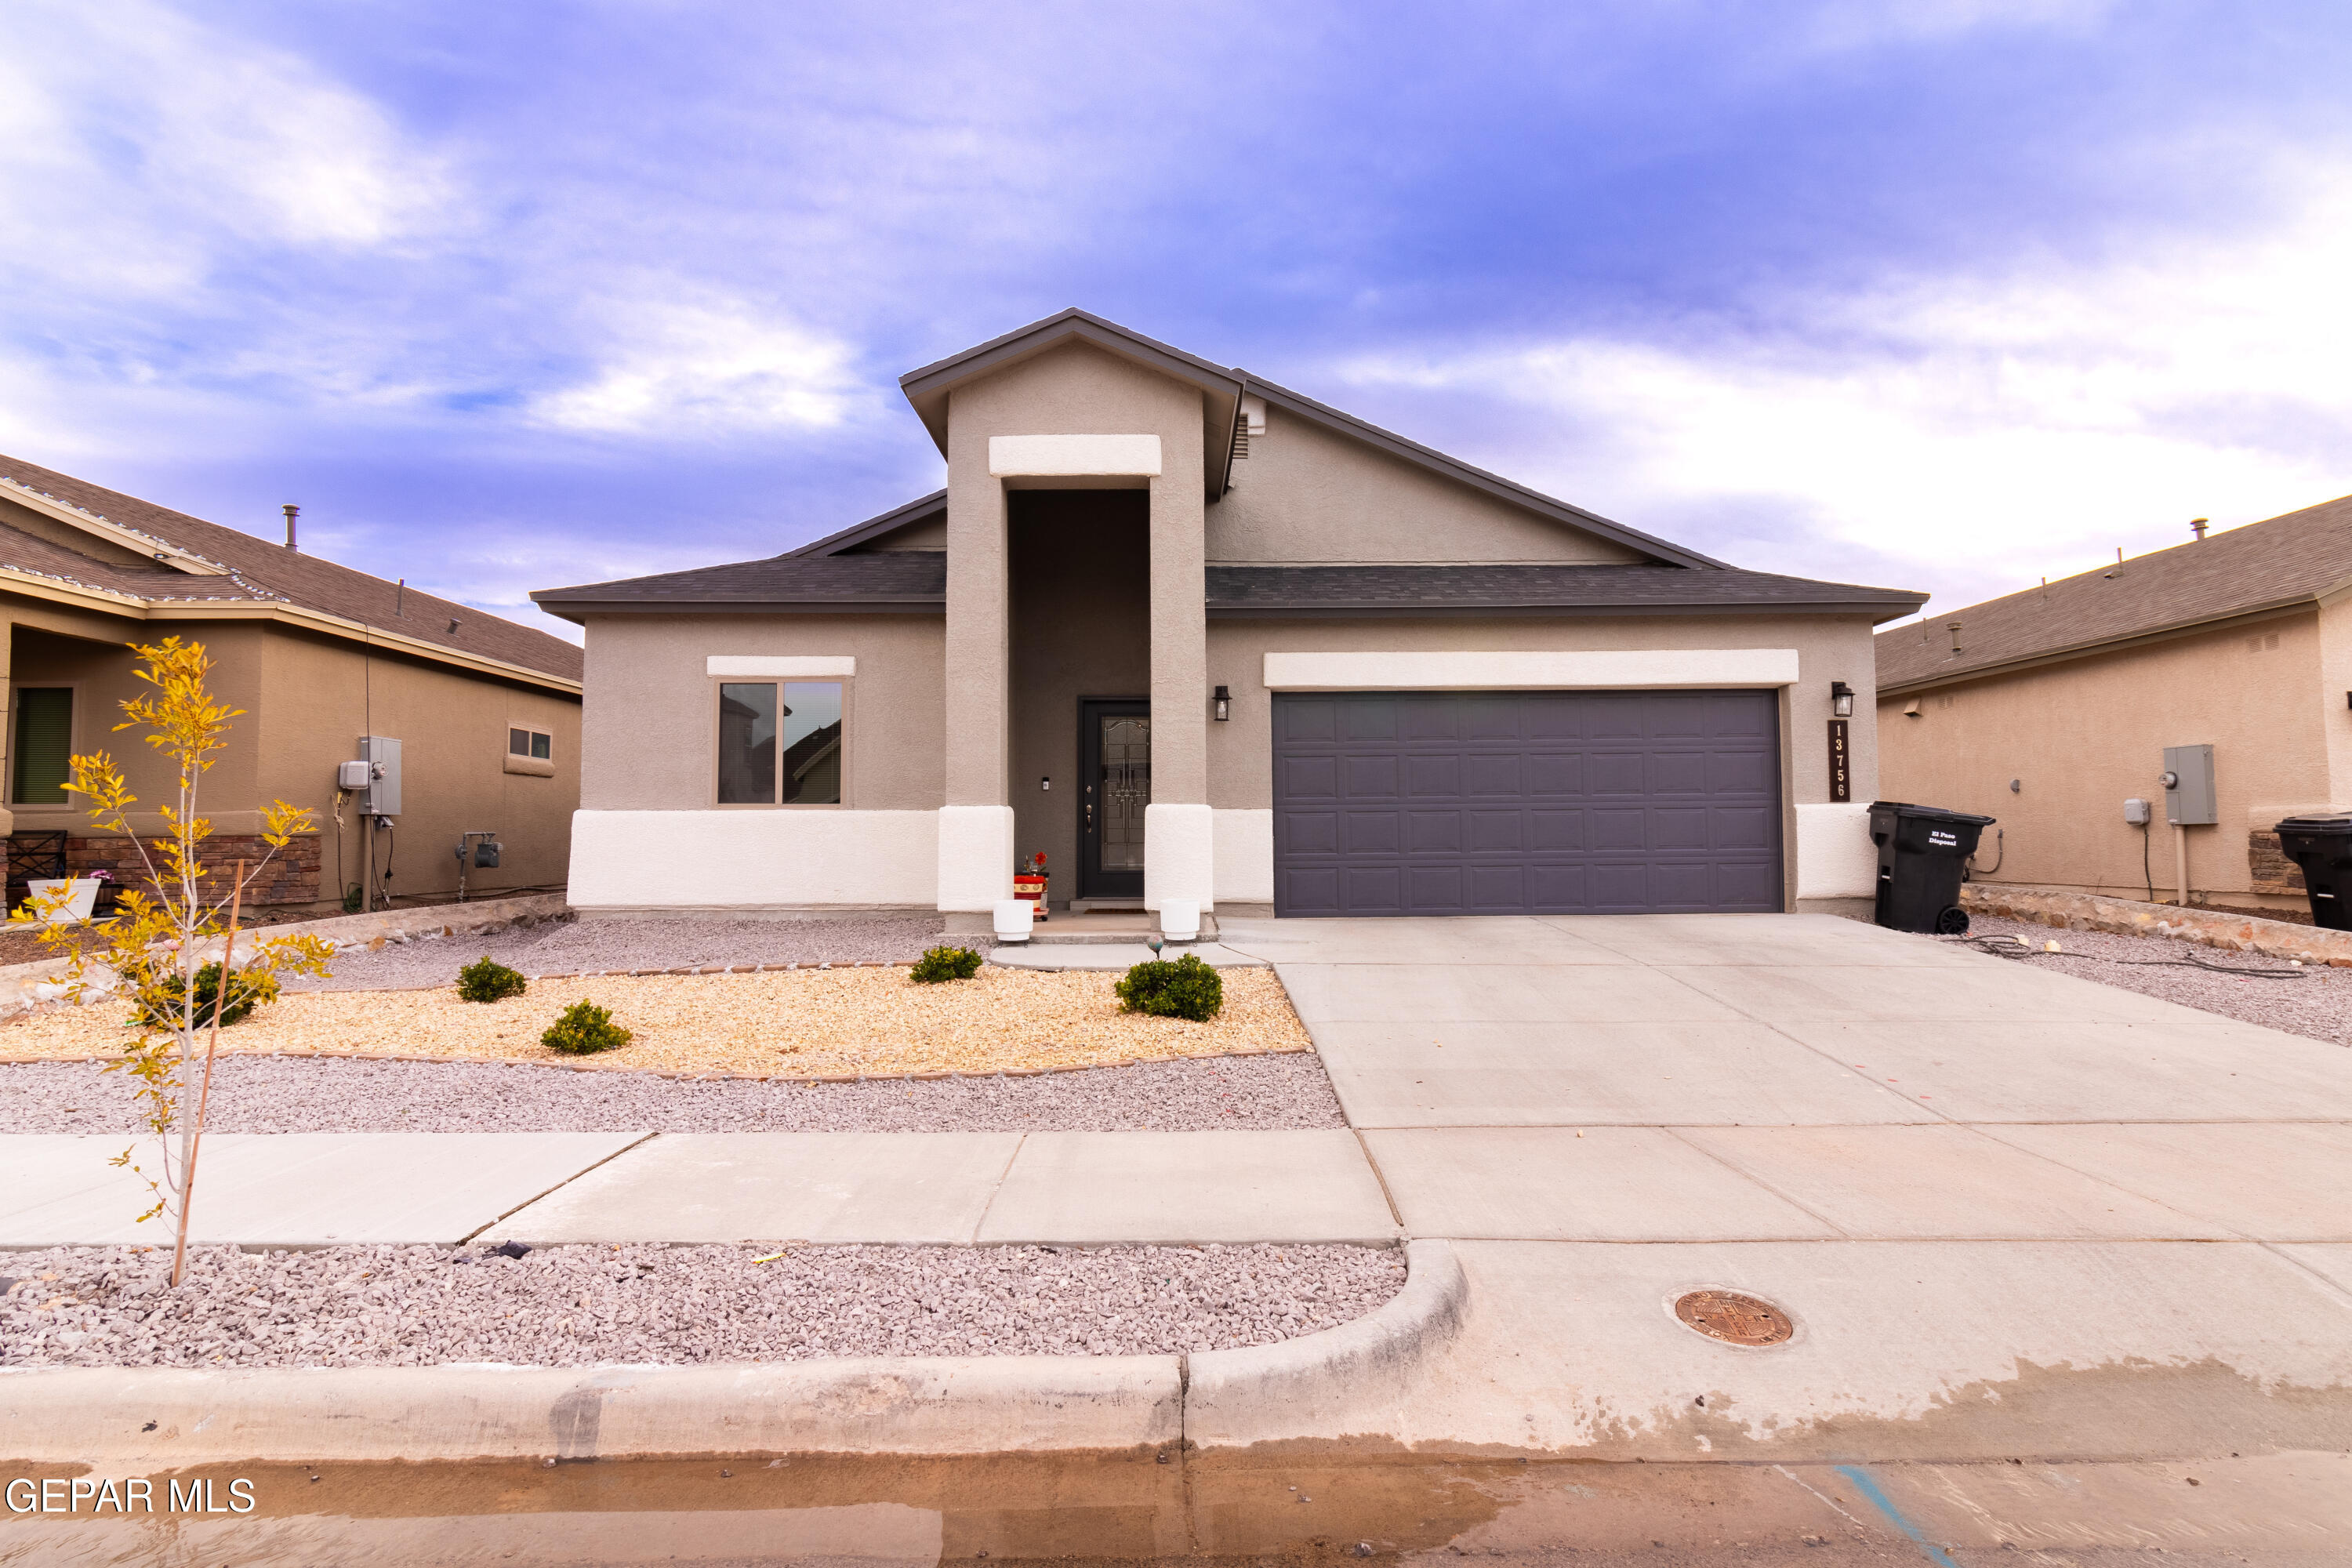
[0,1051,1345,1133]
[0,1240,1406,1367]
[287,915,978,993]
[1947,916,2352,1046]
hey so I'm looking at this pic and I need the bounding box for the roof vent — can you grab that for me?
[1230,394,1267,463]
[1947,620,1962,655]
[283,503,299,551]
[2190,517,2209,540]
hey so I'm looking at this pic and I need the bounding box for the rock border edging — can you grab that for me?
[0,1243,1463,1465]
[1962,884,2352,967]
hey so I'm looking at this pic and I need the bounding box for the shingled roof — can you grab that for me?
[1206,564,1922,619]
[535,552,1923,621]
[1877,494,2352,694]
[0,454,582,688]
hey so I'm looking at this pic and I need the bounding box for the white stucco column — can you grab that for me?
[1145,456,1210,913]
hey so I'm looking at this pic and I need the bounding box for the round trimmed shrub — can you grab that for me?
[136,962,280,1031]
[1114,953,1223,1022]
[911,944,985,983]
[543,1000,631,1055]
[457,955,528,1003]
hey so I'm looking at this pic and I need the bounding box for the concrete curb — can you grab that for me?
[1963,884,2352,967]
[0,1244,1465,1465]
[0,1353,1183,1465]
[1185,1238,1467,1450]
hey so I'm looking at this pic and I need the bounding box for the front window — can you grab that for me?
[12,688,71,804]
[717,681,841,805]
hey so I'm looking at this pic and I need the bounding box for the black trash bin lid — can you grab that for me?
[2276,815,2352,833]
[1868,799,1998,826]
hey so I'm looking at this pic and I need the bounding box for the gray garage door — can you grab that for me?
[1272,690,1783,916]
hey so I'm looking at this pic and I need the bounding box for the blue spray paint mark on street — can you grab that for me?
[1834,1465,1962,1568]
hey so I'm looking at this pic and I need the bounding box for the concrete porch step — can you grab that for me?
[1025,910,1221,946]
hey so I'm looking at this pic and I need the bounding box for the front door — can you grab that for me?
[1079,699,1150,900]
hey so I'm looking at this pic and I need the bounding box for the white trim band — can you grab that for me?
[988,434,1163,477]
[1260,649,1802,691]
[706,656,857,677]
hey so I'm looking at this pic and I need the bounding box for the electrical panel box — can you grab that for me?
[358,736,401,817]
[2161,743,2216,826]
[2123,797,2151,826]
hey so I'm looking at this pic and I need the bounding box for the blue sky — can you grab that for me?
[5,1,2349,640]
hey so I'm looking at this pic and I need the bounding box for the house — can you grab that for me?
[0,455,583,913]
[1876,496,2352,914]
[534,310,1924,927]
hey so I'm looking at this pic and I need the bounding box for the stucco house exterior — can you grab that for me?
[535,311,1923,927]
[0,456,583,913]
[1877,496,2352,914]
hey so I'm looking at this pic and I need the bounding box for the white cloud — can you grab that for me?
[1335,167,2352,614]
[0,0,448,299]
[529,298,863,438]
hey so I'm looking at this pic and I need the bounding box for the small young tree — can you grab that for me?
[11,638,332,1283]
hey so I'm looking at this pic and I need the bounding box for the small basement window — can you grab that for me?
[717,681,842,806]
[11,688,72,804]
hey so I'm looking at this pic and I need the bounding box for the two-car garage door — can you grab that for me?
[1272,690,1783,916]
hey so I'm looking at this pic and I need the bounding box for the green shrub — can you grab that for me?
[1114,953,1224,1022]
[543,1000,631,1055]
[910,944,985,983]
[457,955,528,1004]
[135,962,280,1031]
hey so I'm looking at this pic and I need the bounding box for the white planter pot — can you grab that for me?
[1158,899,1201,942]
[992,898,1033,942]
[26,878,101,926]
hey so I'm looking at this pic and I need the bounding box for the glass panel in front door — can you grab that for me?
[1099,716,1151,872]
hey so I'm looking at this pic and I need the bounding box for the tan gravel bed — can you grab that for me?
[0,964,1315,1079]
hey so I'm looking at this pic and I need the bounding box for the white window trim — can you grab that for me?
[706,655,856,678]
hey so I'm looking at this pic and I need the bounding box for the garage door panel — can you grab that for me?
[1406,811,1462,853]
[1407,866,1465,912]
[1280,810,1339,855]
[1588,753,1648,795]
[1345,866,1403,913]
[1405,754,1461,797]
[1649,750,1711,795]
[1342,702,1399,742]
[1272,691,1781,916]
[1465,810,1524,851]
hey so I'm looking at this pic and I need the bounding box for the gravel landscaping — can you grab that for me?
[285,914,973,992]
[1951,916,2352,1046]
[0,964,1313,1077]
[0,1240,1406,1366]
[0,1050,1346,1133]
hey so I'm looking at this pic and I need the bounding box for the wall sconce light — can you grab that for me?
[1829,681,1855,718]
[1040,775,1051,791]
[1213,685,1231,722]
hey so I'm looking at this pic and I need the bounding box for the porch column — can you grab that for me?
[1145,466,1212,913]
[937,463,1013,917]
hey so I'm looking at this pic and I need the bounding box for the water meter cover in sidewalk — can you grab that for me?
[1674,1290,1794,1346]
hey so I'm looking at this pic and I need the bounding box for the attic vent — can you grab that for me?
[1230,394,1268,463]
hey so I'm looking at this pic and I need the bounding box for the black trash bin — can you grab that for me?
[2274,815,2352,932]
[1868,800,1998,935]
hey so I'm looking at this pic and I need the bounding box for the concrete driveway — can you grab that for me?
[1214,910,2352,1459]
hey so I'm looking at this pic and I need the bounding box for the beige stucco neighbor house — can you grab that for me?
[0,455,583,913]
[1877,496,2352,913]
[535,310,1923,927]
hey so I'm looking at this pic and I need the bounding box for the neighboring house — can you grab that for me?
[0,455,583,912]
[535,310,1924,927]
[1877,497,2352,913]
